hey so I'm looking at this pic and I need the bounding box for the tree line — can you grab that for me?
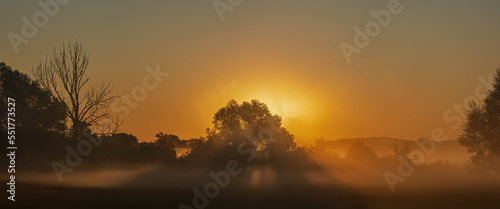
[0,41,499,177]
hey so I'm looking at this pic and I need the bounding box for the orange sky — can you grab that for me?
[2,0,499,145]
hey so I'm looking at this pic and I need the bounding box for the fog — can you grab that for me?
[15,142,496,192]
[9,141,499,209]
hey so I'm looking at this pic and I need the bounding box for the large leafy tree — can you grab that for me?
[207,99,296,152]
[0,62,66,132]
[0,62,68,166]
[185,99,296,165]
[459,69,500,175]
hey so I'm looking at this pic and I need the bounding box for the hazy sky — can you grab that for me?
[2,0,499,145]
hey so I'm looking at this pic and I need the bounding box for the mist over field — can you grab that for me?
[2,1,500,208]
[5,135,500,209]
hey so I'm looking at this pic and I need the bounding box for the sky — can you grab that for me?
[1,0,499,145]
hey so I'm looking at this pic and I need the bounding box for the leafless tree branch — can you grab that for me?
[32,40,118,139]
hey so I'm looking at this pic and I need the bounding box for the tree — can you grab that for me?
[389,140,414,160]
[0,62,66,132]
[32,41,116,139]
[183,100,296,164]
[154,132,178,162]
[459,69,500,175]
[92,133,139,164]
[207,99,296,152]
[345,140,378,163]
[0,62,68,168]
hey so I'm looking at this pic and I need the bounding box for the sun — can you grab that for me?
[253,96,304,121]
[281,102,300,119]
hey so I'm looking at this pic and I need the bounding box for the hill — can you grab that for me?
[316,137,469,165]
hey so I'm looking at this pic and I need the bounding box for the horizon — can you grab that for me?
[2,0,499,145]
[2,1,500,208]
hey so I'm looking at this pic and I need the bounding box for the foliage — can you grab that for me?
[0,62,66,132]
[207,99,296,151]
[459,69,500,175]
[389,139,414,160]
[345,140,378,163]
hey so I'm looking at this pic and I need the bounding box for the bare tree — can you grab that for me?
[32,41,116,139]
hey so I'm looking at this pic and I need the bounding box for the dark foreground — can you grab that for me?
[3,183,500,209]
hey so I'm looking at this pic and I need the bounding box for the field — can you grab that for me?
[4,183,500,209]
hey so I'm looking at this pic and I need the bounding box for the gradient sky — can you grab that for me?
[1,0,499,145]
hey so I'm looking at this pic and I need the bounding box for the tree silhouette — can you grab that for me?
[346,140,378,163]
[181,99,297,165]
[32,41,116,139]
[89,133,140,164]
[0,62,68,168]
[0,62,66,132]
[459,69,500,175]
[207,99,296,152]
[154,132,178,162]
[389,140,414,160]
